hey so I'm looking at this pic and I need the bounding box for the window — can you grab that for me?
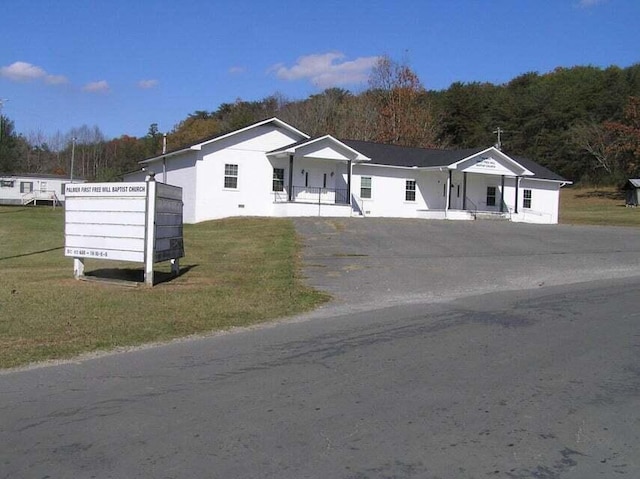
[523,189,532,209]
[272,168,284,192]
[406,180,416,202]
[1,180,14,188]
[486,186,496,207]
[361,177,372,199]
[224,164,238,189]
[20,181,33,193]
[61,183,67,195]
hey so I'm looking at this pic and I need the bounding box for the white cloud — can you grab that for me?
[270,52,381,88]
[228,66,245,75]
[83,80,110,93]
[0,61,68,85]
[138,79,159,89]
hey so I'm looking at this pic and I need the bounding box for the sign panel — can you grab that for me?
[462,156,514,176]
[64,179,184,286]
[65,182,148,262]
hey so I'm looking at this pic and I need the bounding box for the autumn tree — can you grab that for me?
[605,96,640,177]
[368,56,439,147]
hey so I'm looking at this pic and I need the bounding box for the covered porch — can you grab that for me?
[267,136,370,213]
[442,149,535,220]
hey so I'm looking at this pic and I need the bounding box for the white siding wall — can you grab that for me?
[353,166,448,218]
[513,179,561,224]
[194,126,302,222]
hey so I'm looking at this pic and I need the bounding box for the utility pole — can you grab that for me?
[70,137,77,182]
[493,127,504,150]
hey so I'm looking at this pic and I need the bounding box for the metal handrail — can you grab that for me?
[275,186,349,205]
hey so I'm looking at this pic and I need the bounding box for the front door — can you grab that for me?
[450,182,462,209]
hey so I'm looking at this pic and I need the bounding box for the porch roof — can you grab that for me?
[267,135,370,162]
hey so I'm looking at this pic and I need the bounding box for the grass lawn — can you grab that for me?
[0,207,328,369]
[560,186,640,227]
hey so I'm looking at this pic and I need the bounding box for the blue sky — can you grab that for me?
[1,0,638,141]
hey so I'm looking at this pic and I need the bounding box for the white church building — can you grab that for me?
[124,118,569,224]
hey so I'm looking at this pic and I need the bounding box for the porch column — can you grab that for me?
[462,172,467,210]
[288,154,294,201]
[514,176,519,214]
[446,170,452,210]
[500,175,505,212]
[347,160,352,206]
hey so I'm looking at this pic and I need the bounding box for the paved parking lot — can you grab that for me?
[293,218,640,314]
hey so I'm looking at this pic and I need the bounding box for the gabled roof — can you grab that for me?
[140,118,310,164]
[626,178,640,188]
[268,135,370,161]
[341,139,568,182]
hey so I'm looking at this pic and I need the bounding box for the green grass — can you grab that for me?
[560,186,640,227]
[0,207,329,369]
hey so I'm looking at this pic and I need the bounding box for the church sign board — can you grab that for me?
[64,177,184,286]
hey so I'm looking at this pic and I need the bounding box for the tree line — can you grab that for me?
[1,57,639,184]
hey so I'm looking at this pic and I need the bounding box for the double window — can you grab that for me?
[272,168,284,192]
[360,177,372,199]
[405,180,416,202]
[523,189,532,209]
[224,164,238,189]
[486,186,496,207]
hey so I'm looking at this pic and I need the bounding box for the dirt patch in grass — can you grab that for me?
[0,207,329,369]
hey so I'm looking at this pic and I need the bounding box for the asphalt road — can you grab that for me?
[2,220,640,479]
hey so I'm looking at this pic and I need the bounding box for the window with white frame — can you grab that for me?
[224,164,238,189]
[20,181,33,193]
[486,186,496,207]
[405,180,416,202]
[361,177,372,199]
[272,168,284,192]
[523,189,532,209]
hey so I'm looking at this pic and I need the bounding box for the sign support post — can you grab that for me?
[144,175,157,287]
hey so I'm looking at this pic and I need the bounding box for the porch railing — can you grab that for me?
[274,186,349,205]
[22,190,62,207]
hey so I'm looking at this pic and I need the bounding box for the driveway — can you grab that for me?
[293,218,640,314]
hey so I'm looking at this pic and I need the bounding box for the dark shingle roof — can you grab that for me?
[341,139,569,182]
[510,156,568,182]
[341,140,484,168]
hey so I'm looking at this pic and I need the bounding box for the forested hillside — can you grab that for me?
[1,58,639,184]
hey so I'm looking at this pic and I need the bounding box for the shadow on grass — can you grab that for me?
[84,264,198,286]
[574,190,624,200]
[0,246,64,261]
[0,208,31,214]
